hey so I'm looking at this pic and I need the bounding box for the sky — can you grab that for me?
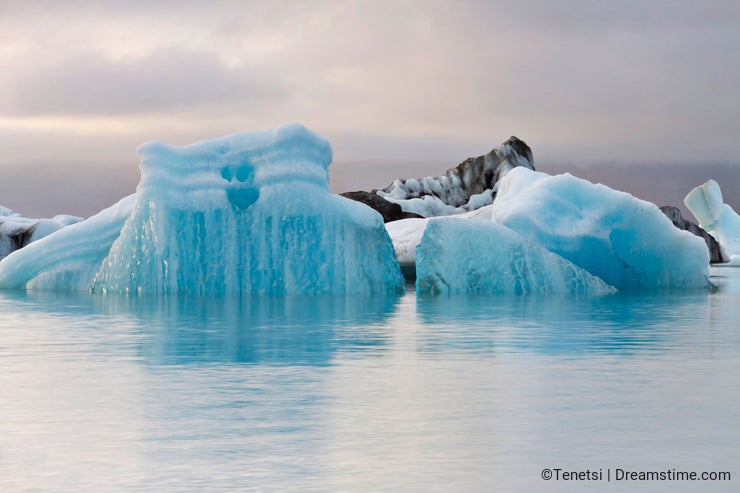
[0,0,738,218]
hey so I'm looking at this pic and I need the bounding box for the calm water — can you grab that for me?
[1,267,739,492]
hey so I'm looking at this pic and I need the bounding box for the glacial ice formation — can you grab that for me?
[0,124,404,295]
[684,179,740,264]
[0,207,82,260]
[416,218,616,296]
[373,136,534,217]
[91,124,404,295]
[0,196,135,291]
[492,168,710,289]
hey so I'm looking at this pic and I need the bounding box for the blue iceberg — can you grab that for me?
[491,168,711,289]
[0,124,404,295]
[416,217,616,295]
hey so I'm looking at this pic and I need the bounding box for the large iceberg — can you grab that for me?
[684,179,740,265]
[0,124,404,295]
[492,168,711,289]
[416,217,616,296]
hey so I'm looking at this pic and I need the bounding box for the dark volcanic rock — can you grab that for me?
[660,205,726,263]
[340,191,423,223]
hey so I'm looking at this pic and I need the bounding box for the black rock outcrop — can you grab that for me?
[660,205,726,263]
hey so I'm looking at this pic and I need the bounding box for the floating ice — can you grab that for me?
[0,124,404,295]
[416,218,616,295]
[91,123,404,295]
[0,208,83,260]
[376,136,534,217]
[0,196,135,291]
[492,168,711,289]
[684,179,740,264]
[385,206,492,280]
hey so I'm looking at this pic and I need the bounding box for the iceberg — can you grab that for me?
[369,136,535,218]
[385,206,492,280]
[416,218,616,296]
[0,196,135,291]
[684,179,740,264]
[0,124,404,295]
[491,168,710,289]
[91,123,403,295]
[0,207,82,260]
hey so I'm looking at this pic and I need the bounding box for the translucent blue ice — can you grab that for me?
[91,124,403,295]
[0,124,404,295]
[492,168,711,289]
[416,217,616,295]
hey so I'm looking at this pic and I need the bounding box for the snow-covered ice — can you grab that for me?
[684,179,740,265]
[492,168,710,289]
[416,217,616,295]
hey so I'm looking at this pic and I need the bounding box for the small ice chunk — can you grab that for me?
[684,179,740,263]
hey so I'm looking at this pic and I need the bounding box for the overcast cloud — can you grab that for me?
[0,0,737,216]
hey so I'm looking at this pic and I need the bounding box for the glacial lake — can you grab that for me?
[1,267,738,492]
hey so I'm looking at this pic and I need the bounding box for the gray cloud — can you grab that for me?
[0,0,737,218]
[1,48,285,116]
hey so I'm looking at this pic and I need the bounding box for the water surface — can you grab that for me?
[1,267,738,492]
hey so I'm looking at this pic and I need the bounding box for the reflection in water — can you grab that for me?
[0,268,738,492]
[414,291,713,356]
[2,291,402,365]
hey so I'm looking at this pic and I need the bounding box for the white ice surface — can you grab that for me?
[381,189,494,217]
[385,206,492,268]
[684,179,740,262]
[491,168,710,289]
